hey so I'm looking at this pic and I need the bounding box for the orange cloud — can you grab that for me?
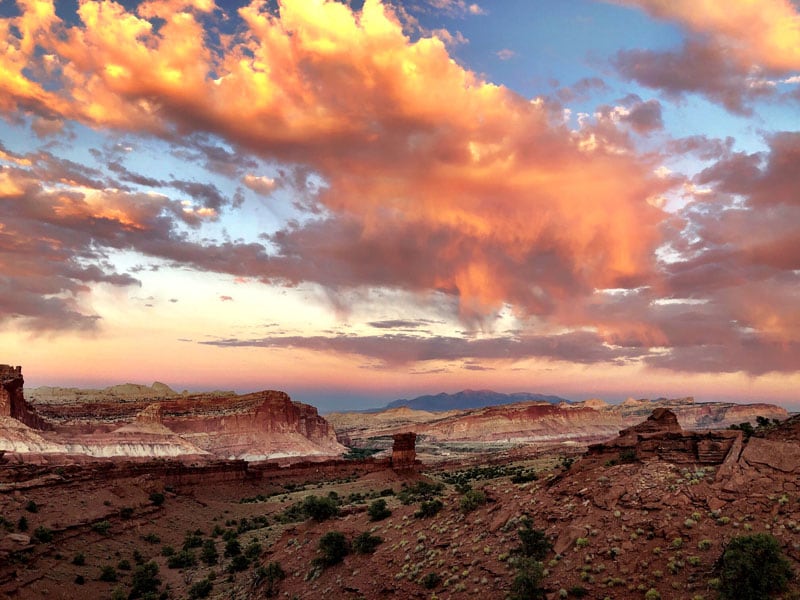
[616,0,800,72]
[1,0,670,338]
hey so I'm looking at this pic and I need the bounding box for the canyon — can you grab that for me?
[327,395,788,457]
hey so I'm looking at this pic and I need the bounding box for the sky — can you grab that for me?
[0,0,799,412]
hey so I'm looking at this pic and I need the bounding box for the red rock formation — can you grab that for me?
[586,408,741,466]
[0,366,48,430]
[0,366,344,462]
[391,432,417,471]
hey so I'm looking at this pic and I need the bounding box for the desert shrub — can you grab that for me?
[224,538,241,557]
[379,488,395,497]
[74,574,85,585]
[510,471,538,484]
[148,491,165,506]
[244,541,262,560]
[17,516,28,531]
[414,499,443,518]
[161,545,175,557]
[142,532,160,544]
[72,552,85,566]
[98,565,118,582]
[568,585,587,597]
[510,557,546,600]
[644,589,661,600]
[303,495,340,522]
[367,498,391,521]
[517,518,552,561]
[129,561,160,599]
[201,539,219,565]
[460,489,487,513]
[618,448,637,463]
[25,501,38,513]
[718,533,793,600]
[183,532,204,549]
[421,572,441,589]
[33,526,53,542]
[398,481,443,505]
[166,549,196,569]
[92,520,111,535]
[256,561,286,598]
[132,549,144,565]
[314,531,349,567]
[188,578,212,599]
[352,531,382,554]
[119,506,133,519]
[117,559,131,571]
[227,554,250,572]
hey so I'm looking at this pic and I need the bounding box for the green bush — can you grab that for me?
[72,552,85,566]
[142,532,160,544]
[352,531,382,554]
[149,491,165,506]
[188,578,212,599]
[303,495,340,522]
[98,565,118,582]
[421,572,441,589]
[224,538,241,557]
[91,520,111,535]
[166,549,197,569]
[414,499,443,518]
[397,481,444,505]
[228,554,250,572]
[117,559,131,571]
[367,498,391,521]
[183,532,203,549]
[129,561,160,599]
[33,526,53,542]
[314,531,349,567]
[257,561,286,598]
[17,516,28,531]
[245,541,262,560]
[510,557,546,600]
[201,539,219,565]
[460,489,487,513]
[718,533,793,600]
[25,500,38,513]
[517,518,552,560]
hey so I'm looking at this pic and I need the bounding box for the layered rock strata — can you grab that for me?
[0,366,344,462]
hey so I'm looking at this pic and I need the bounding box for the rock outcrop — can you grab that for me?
[329,397,788,451]
[391,432,417,471]
[0,366,344,462]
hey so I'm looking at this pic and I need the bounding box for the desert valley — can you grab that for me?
[2,364,800,600]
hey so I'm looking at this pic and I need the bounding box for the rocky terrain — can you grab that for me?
[1,366,344,462]
[328,396,788,457]
[385,390,571,411]
[2,408,800,599]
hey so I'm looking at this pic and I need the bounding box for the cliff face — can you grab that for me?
[330,398,789,447]
[0,367,344,462]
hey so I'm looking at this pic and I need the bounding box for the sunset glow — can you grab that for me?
[1,0,798,411]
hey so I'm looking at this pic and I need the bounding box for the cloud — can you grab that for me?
[242,174,277,195]
[220,295,233,301]
[0,0,797,377]
[200,329,646,366]
[615,0,800,72]
[496,48,515,60]
[612,0,800,112]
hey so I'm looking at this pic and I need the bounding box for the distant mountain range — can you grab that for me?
[384,389,571,411]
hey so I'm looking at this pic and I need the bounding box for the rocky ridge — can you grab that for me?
[1,366,344,462]
[328,396,788,451]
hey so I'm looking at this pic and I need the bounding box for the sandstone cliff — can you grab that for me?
[0,367,344,462]
[329,397,788,448]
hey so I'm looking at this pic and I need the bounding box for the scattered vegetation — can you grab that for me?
[352,531,383,554]
[342,447,382,460]
[460,488,487,513]
[717,533,793,600]
[314,531,349,567]
[414,499,443,518]
[367,498,392,521]
[256,561,286,598]
[129,561,160,599]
